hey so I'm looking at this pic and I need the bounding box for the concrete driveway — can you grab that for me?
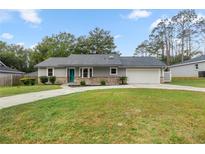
[1,84,205,109]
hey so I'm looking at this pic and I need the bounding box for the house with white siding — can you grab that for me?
[169,55,205,77]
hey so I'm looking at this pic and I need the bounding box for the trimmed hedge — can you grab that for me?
[80,80,86,86]
[119,76,127,85]
[100,80,106,85]
[20,77,36,86]
[49,76,56,84]
[40,76,48,84]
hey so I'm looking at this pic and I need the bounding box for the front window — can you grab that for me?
[48,68,53,76]
[79,67,93,78]
[110,67,118,75]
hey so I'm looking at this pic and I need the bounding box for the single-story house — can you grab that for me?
[35,54,166,85]
[169,55,205,77]
[0,60,24,76]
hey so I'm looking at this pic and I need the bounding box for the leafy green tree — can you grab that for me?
[196,17,205,54]
[0,42,30,72]
[33,32,76,59]
[135,9,203,65]
[87,27,117,54]
[172,10,198,62]
[74,36,90,54]
[135,40,150,56]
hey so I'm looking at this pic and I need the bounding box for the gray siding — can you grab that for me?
[170,61,205,77]
[38,68,47,76]
[93,67,125,77]
[54,68,66,77]
[38,67,67,77]
[38,66,126,78]
[118,68,126,76]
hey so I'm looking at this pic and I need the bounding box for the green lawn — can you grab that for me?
[0,88,205,144]
[170,77,205,88]
[0,85,61,97]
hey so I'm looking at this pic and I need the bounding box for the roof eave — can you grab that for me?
[119,65,165,68]
[169,59,205,68]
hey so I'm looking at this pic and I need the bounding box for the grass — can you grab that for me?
[0,88,205,144]
[0,85,61,97]
[170,77,205,88]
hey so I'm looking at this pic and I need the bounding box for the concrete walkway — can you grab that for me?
[1,84,205,109]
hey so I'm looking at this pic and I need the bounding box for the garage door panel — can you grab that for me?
[126,69,160,84]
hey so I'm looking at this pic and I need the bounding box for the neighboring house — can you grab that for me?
[35,54,166,85]
[0,60,24,76]
[25,71,38,77]
[170,55,205,77]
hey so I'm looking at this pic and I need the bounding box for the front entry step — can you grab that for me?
[68,82,78,86]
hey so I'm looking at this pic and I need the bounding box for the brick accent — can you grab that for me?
[75,77,120,85]
[56,77,67,84]
[38,77,67,84]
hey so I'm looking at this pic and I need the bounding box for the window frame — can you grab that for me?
[47,68,54,77]
[79,67,93,78]
[110,67,118,76]
[89,67,93,78]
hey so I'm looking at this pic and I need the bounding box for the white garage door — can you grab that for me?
[126,69,160,84]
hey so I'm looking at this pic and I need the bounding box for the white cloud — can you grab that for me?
[150,17,172,30]
[30,43,37,49]
[127,10,151,20]
[114,34,123,39]
[197,13,205,19]
[0,11,11,23]
[150,18,162,30]
[1,33,14,40]
[18,10,42,25]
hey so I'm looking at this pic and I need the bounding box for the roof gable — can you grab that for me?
[0,60,24,74]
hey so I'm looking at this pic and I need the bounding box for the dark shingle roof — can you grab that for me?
[170,55,205,67]
[35,54,121,67]
[25,71,38,77]
[183,55,205,63]
[0,61,24,74]
[120,57,166,68]
[35,54,165,68]
[35,57,69,67]
[65,54,121,66]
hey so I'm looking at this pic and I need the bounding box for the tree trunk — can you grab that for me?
[181,36,184,62]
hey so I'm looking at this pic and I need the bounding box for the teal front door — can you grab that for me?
[69,69,75,82]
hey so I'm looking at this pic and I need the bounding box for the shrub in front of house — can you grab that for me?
[119,76,127,85]
[40,76,48,84]
[20,77,36,86]
[30,78,36,85]
[100,80,106,85]
[49,76,56,84]
[80,80,86,86]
